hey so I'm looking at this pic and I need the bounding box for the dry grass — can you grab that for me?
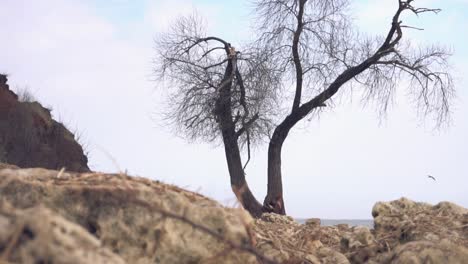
[15,87,37,103]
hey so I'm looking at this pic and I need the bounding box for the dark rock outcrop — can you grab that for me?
[0,74,89,172]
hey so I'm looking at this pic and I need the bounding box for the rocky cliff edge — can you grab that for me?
[0,74,89,172]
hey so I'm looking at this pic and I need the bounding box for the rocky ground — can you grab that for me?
[0,165,467,263]
[255,199,468,263]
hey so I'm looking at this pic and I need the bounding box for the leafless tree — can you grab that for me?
[154,0,454,217]
[155,14,282,217]
[256,0,454,214]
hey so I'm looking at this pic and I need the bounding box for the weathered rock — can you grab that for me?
[0,200,125,264]
[0,74,89,172]
[372,197,468,250]
[0,162,19,170]
[305,218,321,227]
[0,168,259,264]
[0,74,19,110]
[374,240,468,264]
[254,213,350,264]
[1,166,467,263]
[254,197,468,264]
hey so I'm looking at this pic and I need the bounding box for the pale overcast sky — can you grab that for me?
[1,0,467,219]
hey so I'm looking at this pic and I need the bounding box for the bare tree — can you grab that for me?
[155,14,281,217]
[256,0,454,214]
[154,0,454,217]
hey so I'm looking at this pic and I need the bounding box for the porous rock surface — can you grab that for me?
[0,200,125,264]
[0,166,258,264]
[369,197,468,263]
[254,197,468,264]
[0,165,467,264]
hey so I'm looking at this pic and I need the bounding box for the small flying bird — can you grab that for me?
[427,175,436,181]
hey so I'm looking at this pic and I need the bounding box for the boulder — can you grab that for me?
[254,197,468,264]
[0,167,259,264]
[374,240,468,264]
[0,200,125,264]
[372,197,468,249]
[254,213,349,264]
[1,166,467,263]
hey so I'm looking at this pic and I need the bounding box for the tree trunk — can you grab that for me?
[263,54,382,215]
[221,127,263,218]
[216,55,263,218]
[263,121,292,215]
[264,109,310,215]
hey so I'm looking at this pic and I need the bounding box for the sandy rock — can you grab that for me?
[261,212,297,224]
[0,163,19,170]
[305,218,321,227]
[358,197,468,263]
[338,228,378,263]
[255,198,467,264]
[0,168,259,264]
[255,213,349,263]
[353,226,374,247]
[2,166,467,264]
[435,201,468,216]
[339,225,378,263]
[341,226,374,250]
[375,240,468,264]
[372,197,468,249]
[0,200,125,264]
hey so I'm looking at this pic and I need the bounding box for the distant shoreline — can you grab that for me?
[296,219,374,228]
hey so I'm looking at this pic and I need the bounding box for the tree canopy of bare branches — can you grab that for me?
[154,0,454,217]
[156,15,281,146]
[155,14,283,216]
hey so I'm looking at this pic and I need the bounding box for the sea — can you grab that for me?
[296,219,374,228]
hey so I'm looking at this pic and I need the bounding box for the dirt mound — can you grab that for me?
[0,74,89,172]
